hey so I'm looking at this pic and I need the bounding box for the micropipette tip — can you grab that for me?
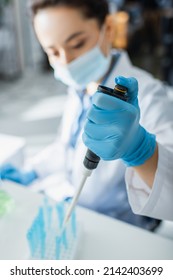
[62,167,92,230]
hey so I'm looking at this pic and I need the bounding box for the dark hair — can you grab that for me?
[28,0,109,26]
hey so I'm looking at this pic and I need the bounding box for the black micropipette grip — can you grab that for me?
[83,84,128,170]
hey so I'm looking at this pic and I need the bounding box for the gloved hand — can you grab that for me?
[83,76,156,166]
[0,163,37,186]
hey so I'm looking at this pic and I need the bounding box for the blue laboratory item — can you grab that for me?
[27,230,35,257]
[27,198,78,260]
[71,211,77,238]
[47,206,53,228]
[0,163,37,185]
[56,236,62,260]
[43,196,49,210]
[62,229,68,249]
[43,197,51,227]
[56,203,65,228]
[40,231,46,259]
[43,197,53,228]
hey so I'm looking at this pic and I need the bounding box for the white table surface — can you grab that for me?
[0,182,173,260]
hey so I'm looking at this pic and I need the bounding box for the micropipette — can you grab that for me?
[62,83,128,229]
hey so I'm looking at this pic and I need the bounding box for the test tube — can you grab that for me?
[40,231,46,259]
[62,228,68,249]
[56,236,62,260]
[71,210,77,238]
[43,197,53,229]
[56,203,65,229]
[27,229,35,257]
[47,206,53,228]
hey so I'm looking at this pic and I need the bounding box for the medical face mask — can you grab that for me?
[52,28,111,90]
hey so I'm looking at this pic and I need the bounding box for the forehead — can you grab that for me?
[34,6,99,47]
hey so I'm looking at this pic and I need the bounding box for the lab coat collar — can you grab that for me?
[104,49,133,89]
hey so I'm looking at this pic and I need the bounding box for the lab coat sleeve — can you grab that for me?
[121,62,173,221]
[24,139,66,179]
[126,139,173,221]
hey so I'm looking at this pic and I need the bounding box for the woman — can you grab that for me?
[1,0,163,229]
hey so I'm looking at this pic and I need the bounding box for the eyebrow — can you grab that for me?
[64,31,85,44]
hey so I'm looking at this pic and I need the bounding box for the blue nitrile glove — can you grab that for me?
[83,76,156,166]
[0,163,37,186]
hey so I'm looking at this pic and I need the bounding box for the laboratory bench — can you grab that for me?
[0,182,173,260]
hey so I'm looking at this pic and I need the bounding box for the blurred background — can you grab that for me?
[0,0,67,158]
[0,0,173,239]
[0,0,173,156]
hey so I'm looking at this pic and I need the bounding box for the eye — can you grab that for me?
[71,41,86,49]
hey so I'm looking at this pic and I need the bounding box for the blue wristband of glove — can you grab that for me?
[122,126,156,167]
[0,163,38,186]
[22,170,38,185]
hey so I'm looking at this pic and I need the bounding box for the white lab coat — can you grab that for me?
[27,50,173,222]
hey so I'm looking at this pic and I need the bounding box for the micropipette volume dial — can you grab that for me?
[83,83,128,170]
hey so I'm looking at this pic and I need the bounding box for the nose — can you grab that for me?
[59,49,74,65]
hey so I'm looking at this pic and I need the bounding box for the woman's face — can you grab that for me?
[34,6,113,66]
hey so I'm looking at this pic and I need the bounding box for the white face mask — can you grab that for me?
[52,27,111,90]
